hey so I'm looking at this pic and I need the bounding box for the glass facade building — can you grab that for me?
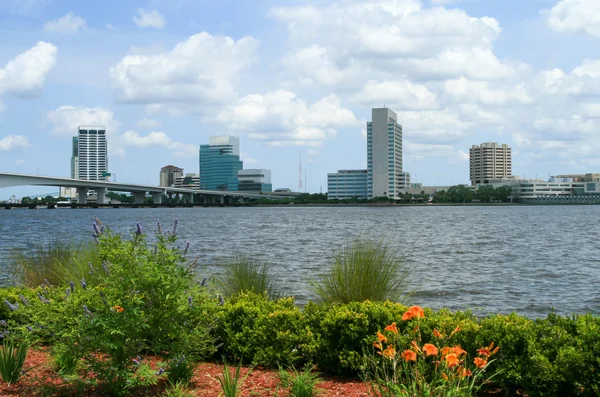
[238,169,272,193]
[199,136,243,191]
[327,170,368,200]
[367,108,403,199]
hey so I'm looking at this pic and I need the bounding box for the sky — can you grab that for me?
[1,0,600,198]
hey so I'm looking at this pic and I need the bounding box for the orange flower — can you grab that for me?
[114,305,124,313]
[411,340,422,353]
[423,343,439,357]
[382,346,396,358]
[433,328,444,338]
[478,342,499,358]
[377,331,387,342]
[474,357,488,369]
[449,326,461,337]
[401,349,417,362]
[442,372,449,381]
[458,367,472,378]
[373,341,383,350]
[440,347,452,358]
[452,346,467,357]
[402,306,425,321]
[445,353,459,368]
[384,322,398,334]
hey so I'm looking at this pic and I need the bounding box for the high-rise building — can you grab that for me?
[367,108,403,199]
[327,170,368,200]
[199,136,243,191]
[238,169,272,193]
[160,165,184,187]
[77,126,108,181]
[70,137,79,179]
[469,142,512,185]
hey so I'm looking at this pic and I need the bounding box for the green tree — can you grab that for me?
[476,185,495,203]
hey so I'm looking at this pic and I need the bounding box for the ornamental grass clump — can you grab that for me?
[365,306,499,397]
[278,366,323,397]
[311,238,411,304]
[217,360,252,397]
[217,256,281,299]
[0,340,28,385]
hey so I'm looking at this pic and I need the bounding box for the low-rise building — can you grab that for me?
[327,170,368,200]
[238,169,272,193]
[160,165,184,187]
[174,173,200,189]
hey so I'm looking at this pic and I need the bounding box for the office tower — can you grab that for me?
[70,137,79,179]
[327,169,368,200]
[367,108,403,199]
[199,136,243,191]
[160,165,184,187]
[469,142,512,185]
[238,169,272,193]
[77,126,108,181]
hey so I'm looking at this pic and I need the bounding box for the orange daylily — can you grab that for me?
[445,353,460,368]
[433,328,444,338]
[114,305,124,313]
[384,322,398,334]
[382,346,396,358]
[377,332,387,342]
[423,343,439,357]
[458,367,473,378]
[452,346,467,357]
[373,341,383,350]
[442,373,449,381]
[401,349,417,362]
[441,346,453,358]
[411,340,422,353]
[449,326,461,337]
[474,357,488,369]
[478,342,500,357]
[402,306,425,321]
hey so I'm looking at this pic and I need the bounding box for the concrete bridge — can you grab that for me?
[0,172,293,204]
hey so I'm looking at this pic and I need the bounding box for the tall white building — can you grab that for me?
[367,108,403,199]
[469,142,511,186]
[77,126,108,181]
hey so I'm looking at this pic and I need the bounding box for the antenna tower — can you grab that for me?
[298,152,303,191]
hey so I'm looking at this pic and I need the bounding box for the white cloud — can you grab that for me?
[351,80,439,110]
[547,0,600,38]
[240,152,258,165]
[109,32,258,111]
[216,90,359,146]
[443,78,533,106]
[44,12,87,33]
[0,135,30,152]
[133,9,166,29]
[0,41,57,98]
[113,130,197,157]
[46,106,120,135]
[399,109,471,144]
[136,117,161,129]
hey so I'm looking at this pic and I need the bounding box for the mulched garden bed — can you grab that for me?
[0,348,370,396]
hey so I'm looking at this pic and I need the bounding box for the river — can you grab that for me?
[1,205,598,318]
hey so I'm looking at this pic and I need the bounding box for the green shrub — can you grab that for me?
[217,256,281,299]
[216,292,317,367]
[278,366,322,397]
[166,355,195,386]
[0,340,28,385]
[310,238,410,304]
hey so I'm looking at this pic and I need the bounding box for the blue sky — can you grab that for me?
[1,0,600,198]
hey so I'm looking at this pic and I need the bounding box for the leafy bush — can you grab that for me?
[0,340,28,385]
[217,292,318,367]
[217,256,281,299]
[166,355,195,386]
[310,238,410,304]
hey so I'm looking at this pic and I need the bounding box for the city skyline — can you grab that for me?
[1,0,600,198]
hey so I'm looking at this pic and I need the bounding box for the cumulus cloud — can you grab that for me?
[0,41,57,98]
[216,91,359,146]
[351,80,439,110]
[44,12,87,33]
[136,117,162,129]
[0,135,30,152]
[547,0,600,38]
[113,130,197,157]
[109,32,258,111]
[46,106,120,135]
[133,9,166,29]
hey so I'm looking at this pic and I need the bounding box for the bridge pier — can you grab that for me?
[96,187,107,204]
[152,192,163,204]
[219,196,224,205]
[133,192,146,204]
[77,188,89,204]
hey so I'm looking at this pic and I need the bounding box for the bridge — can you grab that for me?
[0,172,295,205]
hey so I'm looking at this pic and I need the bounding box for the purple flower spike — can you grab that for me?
[38,293,50,304]
[0,320,7,327]
[102,262,110,274]
[200,277,208,287]
[44,279,53,287]
[218,295,225,306]
[19,294,29,306]
[83,305,93,315]
[155,368,165,376]
[157,220,162,234]
[136,223,143,235]
[3,300,18,311]
[66,288,71,298]
[93,223,101,237]
[26,326,33,332]
[81,278,87,290]
[184,241,190,254]
[88,262,94,274]
[70,281,75,293]
[188,296,192,307]
[173,218,178,235]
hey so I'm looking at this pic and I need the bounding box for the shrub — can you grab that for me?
[278,366,322,397]
[217,256,281,299]
[166,355,195,386]
[0,340,28,385]
[310,238,410,304]
[217,292,318,367]
[11,239,102,288]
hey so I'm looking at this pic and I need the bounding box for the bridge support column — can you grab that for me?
[219,196,224,205]
[96,187,107,204]
[184,193,193,204]
[77,188,89,204]
[167,192,173,203]
[133,192,146,204]
[152,192,163,204]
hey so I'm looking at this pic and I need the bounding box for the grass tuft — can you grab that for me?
[217,256,281,299]
[217,360,251,397]
[310,238,411,304]
[0,340,28,386]
[278,366,322,397]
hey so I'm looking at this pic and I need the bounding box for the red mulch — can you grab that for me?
[0,348,370,396]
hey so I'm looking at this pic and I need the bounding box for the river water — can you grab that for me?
[1,205,598,318]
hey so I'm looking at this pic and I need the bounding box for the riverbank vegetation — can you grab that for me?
[0,220,597,396]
